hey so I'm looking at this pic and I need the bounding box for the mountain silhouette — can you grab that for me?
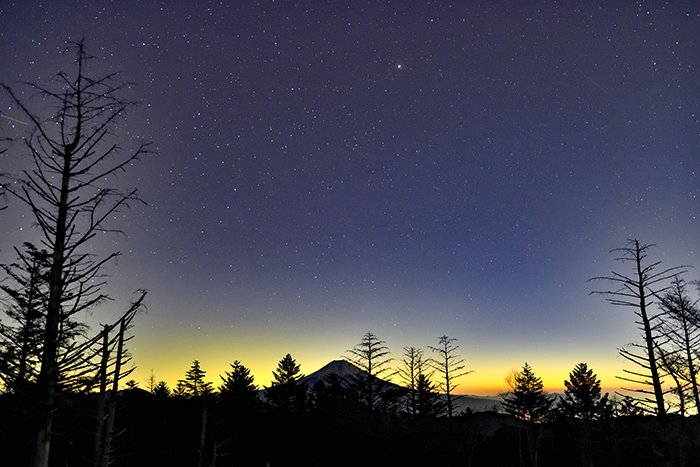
[300,359,503,413]
[300,359,367,388]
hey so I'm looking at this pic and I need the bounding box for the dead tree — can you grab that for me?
[396,346,426,416]
[1,39,150,466]
[0,136,9,210]
[656,277,700,412]
[429,335,471,418]
[347,331,393,415]
[92,292,144,467]
[590,239,685,416]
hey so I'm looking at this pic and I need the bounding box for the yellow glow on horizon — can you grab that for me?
[128,323,634,397]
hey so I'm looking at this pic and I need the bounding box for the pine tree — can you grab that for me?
[266,354,307,411]
[0,243,50,393]
[152,381,171,398]
[178,360,214,398]
[272,353,303,385]
[501,363,554,423]
[219,360,257,394]
[415,373,443,417]
[558,363,612,420]
[218,360,258,408]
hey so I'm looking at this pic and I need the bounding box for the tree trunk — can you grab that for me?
[634,241,666,416]
[101,319,126,467]
[682,321,700,409]
[197,405,208,467]
[93,325,110,467]
[32,147,73,467]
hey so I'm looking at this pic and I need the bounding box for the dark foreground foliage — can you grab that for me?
[2,390,699,467]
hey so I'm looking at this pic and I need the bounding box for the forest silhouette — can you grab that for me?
[2,40,700,467]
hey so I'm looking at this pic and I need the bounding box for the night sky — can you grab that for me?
[1,1,699,394]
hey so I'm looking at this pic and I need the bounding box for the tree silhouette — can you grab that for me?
[590,239,685,416]
[124,379,139,390]
[1,39,150,466]
[501,363,554,423]
[312,373,359,415]
[656,277,700,412]
[429,335,471,418]
[173,380,188,398]
[92,295,145,467]
[0,136,9,210]
[266,353,307,411]
[178,360,214,398]
[219,360,257,395]
[152,380,171,398]
[654,342,688,414]
[0,243,51,393]
[218,360,258,412]
[396,346,425,416]
[175,361,214,467]
[415,373,443,417]
[558,363,612,420]
[346,331,393,414]
[613,394,643,416]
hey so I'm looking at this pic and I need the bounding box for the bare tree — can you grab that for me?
[504,368,521,392]
[93,292,145,467]
[396,346,426,416]
[1,39,150,466]
[656,277,700,412]
[654,342,688,415]
[429,335,471,418]
[0,136,10,210]
[347,331,393,414]
[590,239,685,416]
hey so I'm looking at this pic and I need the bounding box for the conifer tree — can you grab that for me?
[152,381,171,398]
[0,243,50,393]
[558,363,612,420]
[178,360,214,398]
[173,380,188,398]
[219,360,258,410]
[219,360,257,395]
[266,353,307,411]
[415,373,443,417]
[501,363,554,423]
